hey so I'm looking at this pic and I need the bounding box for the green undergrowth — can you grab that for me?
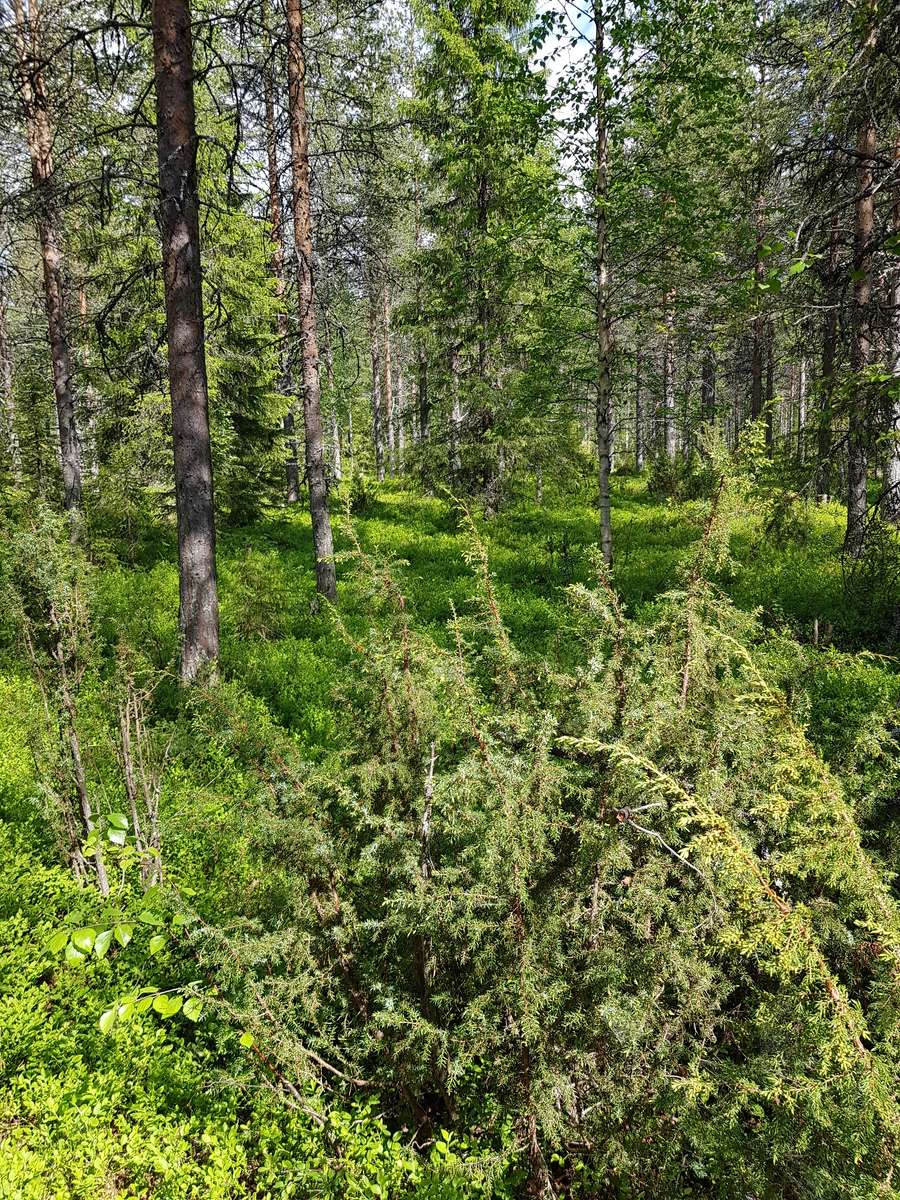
[5,468,900,1198]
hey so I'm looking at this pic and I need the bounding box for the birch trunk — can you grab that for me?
[883,133,900,523]
[369,295,384,481]
[663,294,676,461]
[152,0,220,679]
[396,338,405,471]
[286,0,336,598]
[383,292,395,476]
[0,284,22,485]
[634,344,644,472]
[702,349,716,427]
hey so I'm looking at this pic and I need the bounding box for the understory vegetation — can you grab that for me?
[5,443,900,1199]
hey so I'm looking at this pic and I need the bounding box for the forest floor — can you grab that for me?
[1,473,895,1199]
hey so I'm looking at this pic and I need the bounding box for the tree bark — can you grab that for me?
[323,291,341,482]
[818,215,839,499]
[450,338,461,475]
[663,293,676,461]
[765,317,774,451]
[635,343,644,471]
[798,354,807,463]
[262,28,300,503]
[383,292,395,476]
[883,132,900,523]
[286,0,336,599]
[0,281,23,485]
[846,117,876,557]
[369,293,384,481]
[13,0,81,513]
[702,347,716,427]
[595,0,612,564]
[152,0,220,680]
[396,337,405,470]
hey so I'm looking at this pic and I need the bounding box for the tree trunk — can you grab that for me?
[13,0,82,514]
[450,339,461,475]
[883,133,900,523]
[396,337,405,471]
[634,344,644,472]
[383,292,395,477]
[0,283,23,485]
[798,355,807,463]
[323,292,341,482]
[846,117,876,557]
[702,347,716,427]
[262,28,300,503]
[818,214,839,500]
[595,0,612,564]
[369,294,384,481]
[765,318,774,451]
[77,279,99,482]
[286,0,336,599]
[152,0,220,680]
[663,294,676,461]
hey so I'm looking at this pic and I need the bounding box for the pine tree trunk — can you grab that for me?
[883,133,900,523]
[846,117,875,557]
[152,0,220,680]
[286,0,336,599]
[13,0,82,514]
[323,294,341,482]
[262,28,300,503]
[595,0,612,564]
[369,294,384,481]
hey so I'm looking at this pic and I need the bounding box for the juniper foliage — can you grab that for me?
[177,449,900,1197]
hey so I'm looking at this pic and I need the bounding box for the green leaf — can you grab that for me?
[71,927,97,954]
[117,1002,134,1023]
[138,911,165,926]
[149,934,167,955]
[135,997,154,1014]
[93,929,114,959]
[114,923,133,948]
[183,997,203,1021]
[152,995,169,1015]
[65,941,86,965]
[107,812,129,831]
[99,1008,116,1035]
[108,828,127,847]
[48,930,69,954]
[240,1032,254,1048]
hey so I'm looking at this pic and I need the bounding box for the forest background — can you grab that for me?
[3,0,900,1197]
